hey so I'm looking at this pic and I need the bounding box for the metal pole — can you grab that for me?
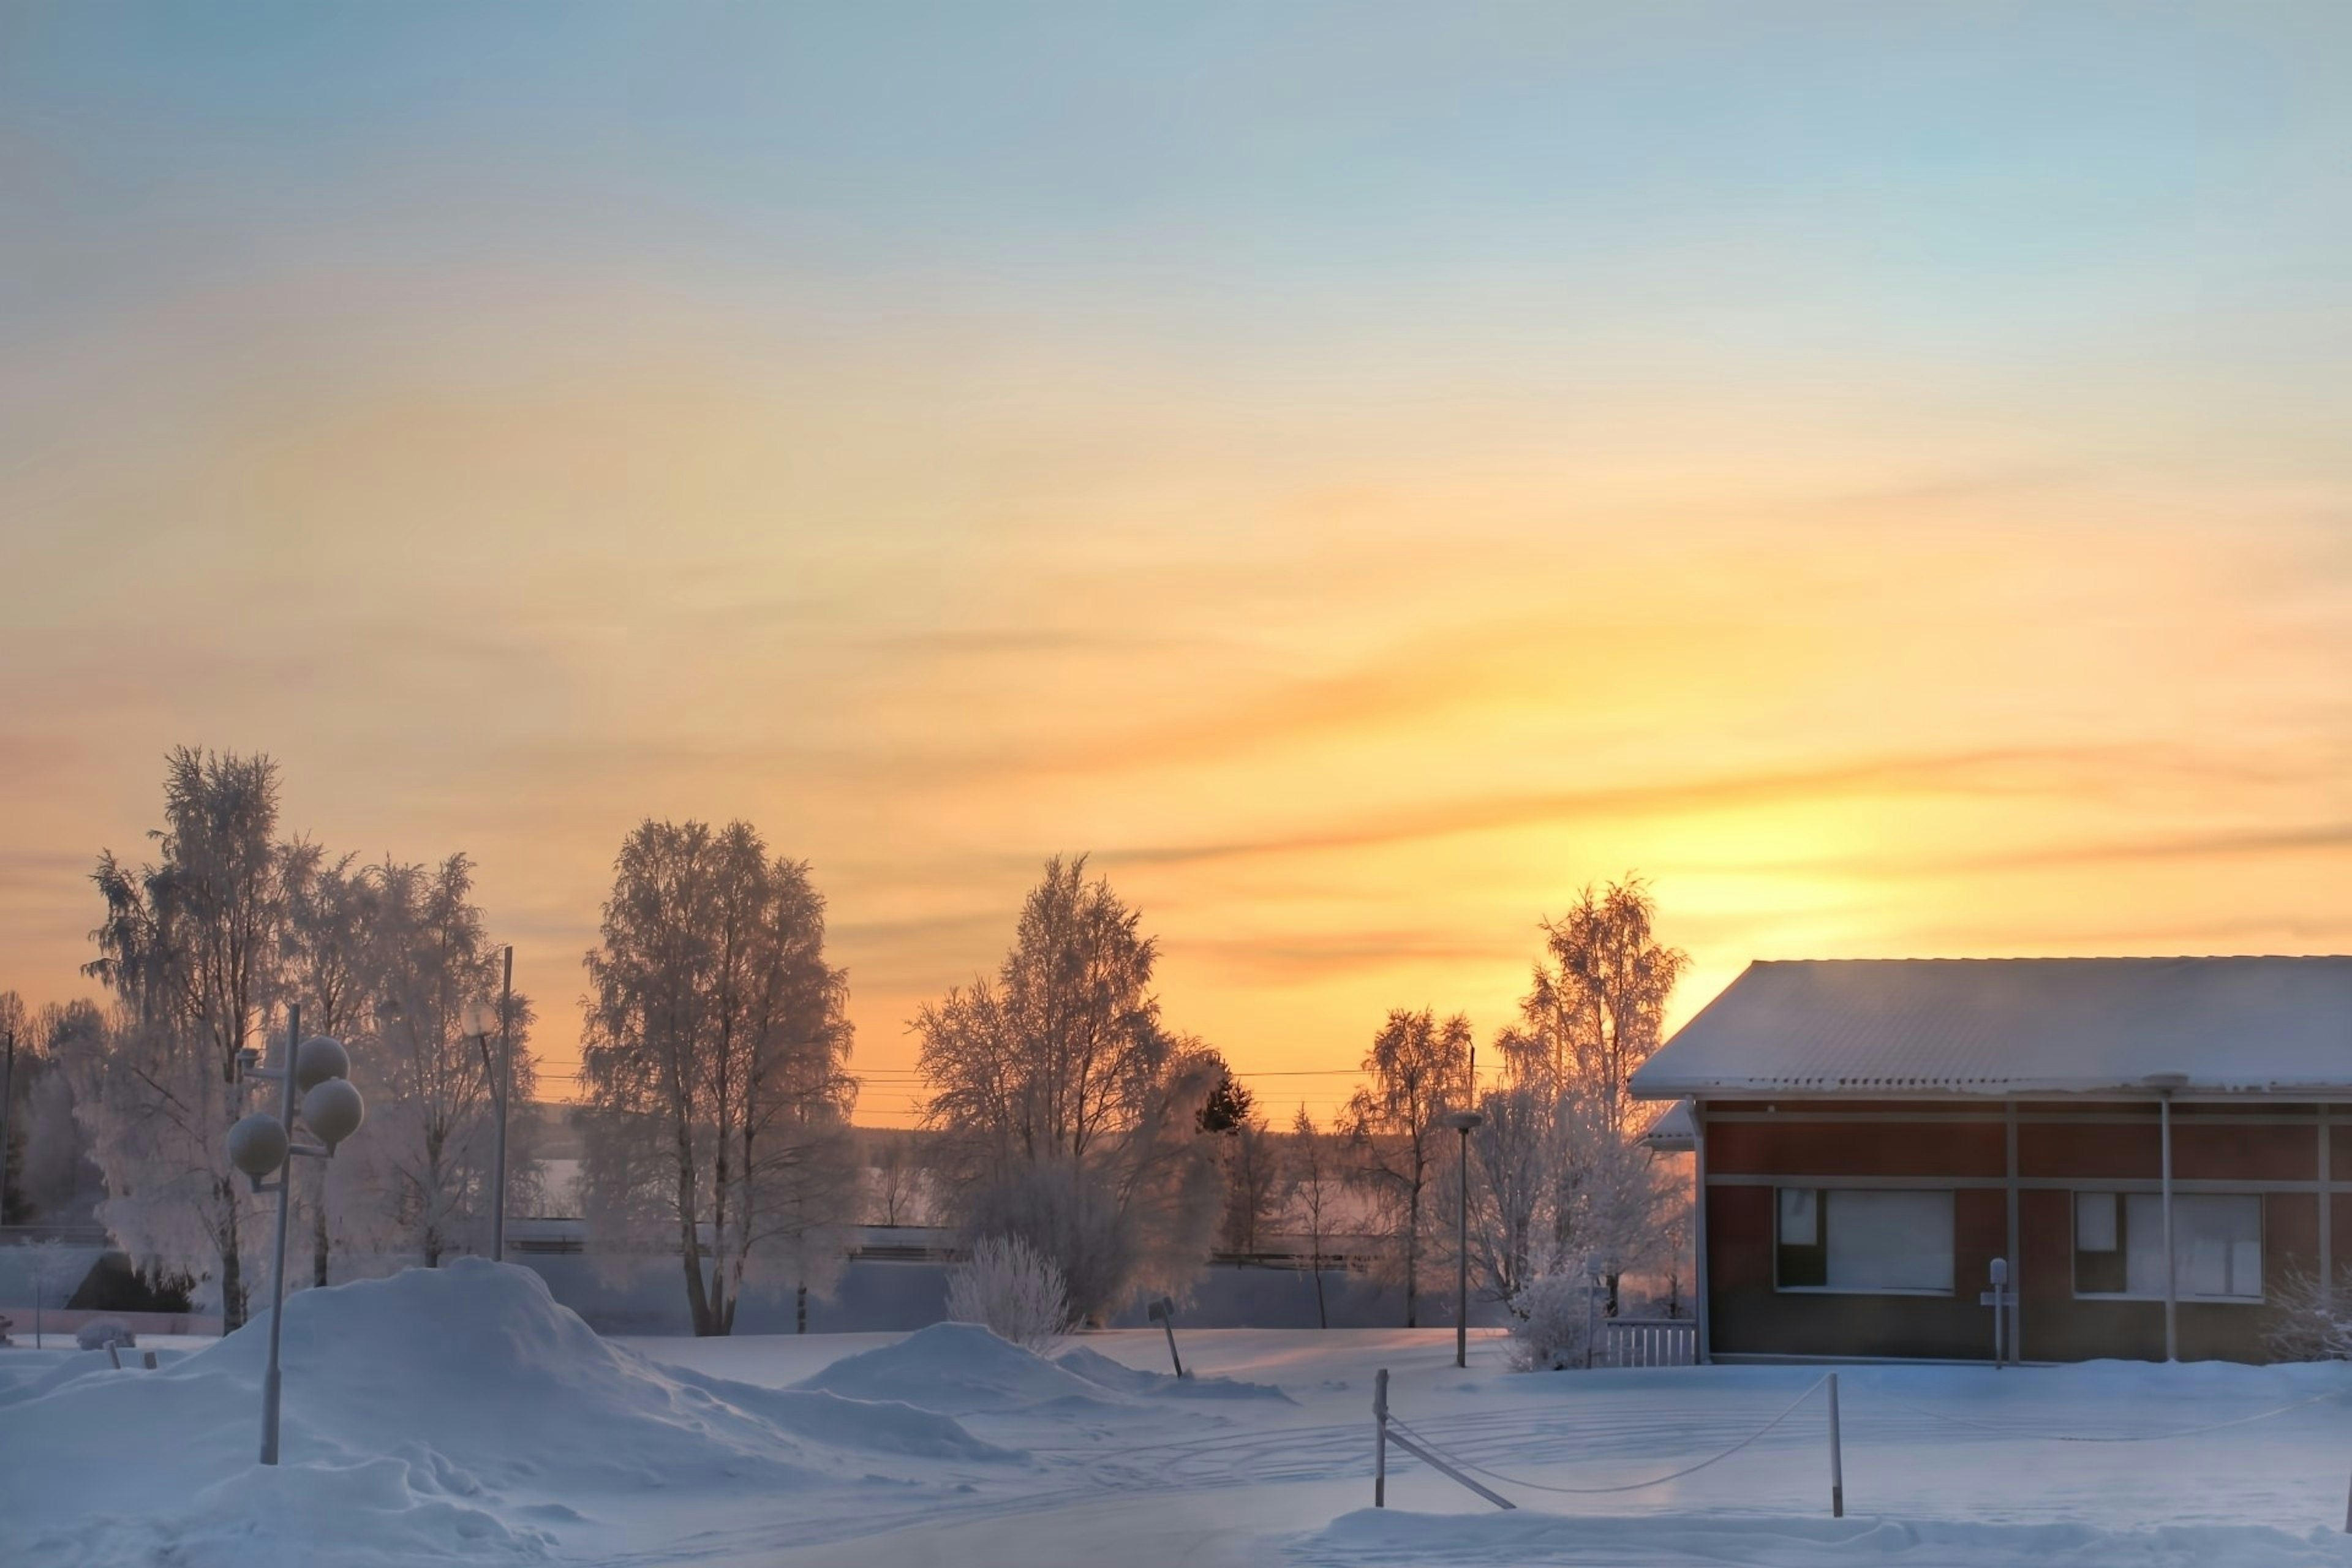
[1,1027,16,1225]
[1826,1372,1844,1518]
[494,945,511,1264]
[1455,1127,1469,1369]
[1159,1314,1184,1378]
[2161,1091,2177,1363]
[1373,1367,1389,1507]
[261,1005,298,1466]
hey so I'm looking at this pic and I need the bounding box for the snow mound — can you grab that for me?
[1305,1510,2352,1567]
[796,1321,1121,1412]
[1053,1343,1293,1403]
[0,1260,1011,1567]
[28,1457,552,1568]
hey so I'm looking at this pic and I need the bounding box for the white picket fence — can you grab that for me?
[1596,1316,1698,1368]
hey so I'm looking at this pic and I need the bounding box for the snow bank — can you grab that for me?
[1308,1509,2352,1567]
[0,1259,1011,1567]
[791,1322,1295,1415]
[794,1320,1116,1412]
[1052,1342,1293,1403]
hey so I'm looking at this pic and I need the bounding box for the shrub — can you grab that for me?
[1506,1269,1594,1372]
[946,1234,1069,1354]
[2266,1265,2352,1361]
[77,1318,137,1352]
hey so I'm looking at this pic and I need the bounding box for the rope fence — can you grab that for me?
[1370,1367,2352,1527]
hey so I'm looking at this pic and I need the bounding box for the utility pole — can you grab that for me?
[494,945,511,1263]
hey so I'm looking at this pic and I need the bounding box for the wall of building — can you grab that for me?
[1700,1098,2339,1364]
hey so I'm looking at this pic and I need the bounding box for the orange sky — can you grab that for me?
[4,7,2348,1125]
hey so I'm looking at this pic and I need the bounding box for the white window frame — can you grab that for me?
[1774,1186,1956,1297]
[2070,1190,2265,1305]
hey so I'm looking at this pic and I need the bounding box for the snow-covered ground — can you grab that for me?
[5,1261,2351,1567]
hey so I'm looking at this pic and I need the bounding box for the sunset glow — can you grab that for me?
[4,6,2347,1126]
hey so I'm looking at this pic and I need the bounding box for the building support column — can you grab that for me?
[2005,1099,2021,1365]
[2321,1104,2332,1300]
[2160,1091,2177,1363]
[1692,1099,1710,1365]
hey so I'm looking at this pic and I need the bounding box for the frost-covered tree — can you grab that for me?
[1343,1008,1472,1327]
[1286,1106,1341,1329]
[916,856,1223,1324]
[10,1001,108,1226]
[80,748,287,1329]
[352,854,541,1270]
[579,820,859,1336]
[1482,879,1690,1313]
[866,1131,935,1227]
[1497,878,1688,1139]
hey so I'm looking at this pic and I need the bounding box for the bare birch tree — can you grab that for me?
[579,820,857,1336]
[917,856,1222,1323]
[80,748,286,1329]
[1286,1106,1340,1329]
[1343,1007,1472,1327]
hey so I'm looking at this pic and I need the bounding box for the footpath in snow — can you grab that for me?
[7,1261,2352,1567]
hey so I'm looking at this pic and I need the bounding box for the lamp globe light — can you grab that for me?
[294,1035,350,1091]
[301,1078,366,1149]
[228,1113,291,1179]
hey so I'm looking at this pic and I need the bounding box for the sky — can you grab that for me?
[2,3,2348,1126]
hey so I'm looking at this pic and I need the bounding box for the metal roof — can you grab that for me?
[1627,957,2352,1099]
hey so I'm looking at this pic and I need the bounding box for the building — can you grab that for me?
[1627,957,2352,1365]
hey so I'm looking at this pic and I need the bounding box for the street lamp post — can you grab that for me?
[227,1005,365,1466]
[1440,1110,1485,1369]
[462,946,513,1264]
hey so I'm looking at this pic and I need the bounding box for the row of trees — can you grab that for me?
[912,856,1691,1334]
[15,747,1683,1341]
[13,749,540,1329]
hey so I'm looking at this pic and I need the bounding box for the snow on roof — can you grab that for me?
[1638,1098,1696,1151]
[1628,956,2352,1099]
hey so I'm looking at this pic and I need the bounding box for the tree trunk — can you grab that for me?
[796,1283,808,1335]
[1310,1231,1328,1330]
[219,1182,246,1332]
[311,1161,331,1288]
[1404,1183,1420,1328]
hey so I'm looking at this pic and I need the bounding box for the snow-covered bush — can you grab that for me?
[77,1318,136,1351]
[1506,1268,1594,1372]
[946,1234,1068,1354]
[2265,1266,2352,1360]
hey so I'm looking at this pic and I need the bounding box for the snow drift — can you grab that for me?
[793,1321,1289,1415]
[1308,1509,2352,1567]
[1052,1342,1292,1403]
[0,1259,1010,1567]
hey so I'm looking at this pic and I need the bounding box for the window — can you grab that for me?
[1775,1188,1954,1294]
[2073,1192,2263,1302]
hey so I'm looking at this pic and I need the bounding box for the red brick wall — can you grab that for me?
[1700,1098,2329,1364]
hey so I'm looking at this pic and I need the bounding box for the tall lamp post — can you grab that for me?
[227,1006,366,1466]
[1441,1110,1485,1369]
[462,946,513,1263]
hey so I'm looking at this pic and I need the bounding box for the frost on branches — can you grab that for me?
[1506,1267,1596,1371]
[578,819,861,1337]
[2266,1267,2352,1362]
[946,1234,1069,1353]
[916,856,1223,1327]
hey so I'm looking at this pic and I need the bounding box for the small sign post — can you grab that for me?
[1978,1257,2017,1367]
[1146,1295,1185,1378]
